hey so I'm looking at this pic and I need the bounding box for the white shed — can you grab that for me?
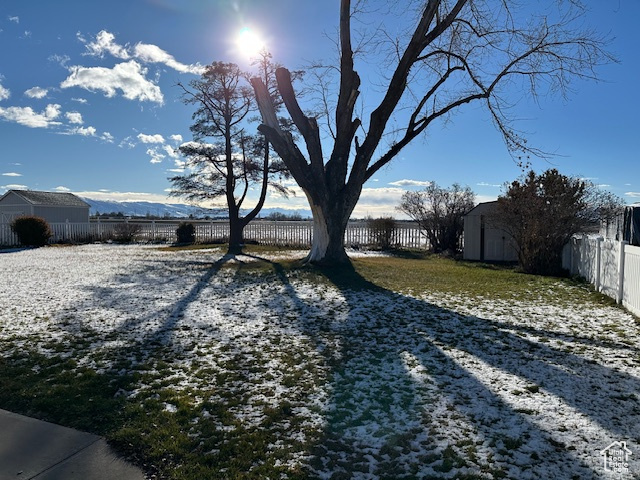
[0,190,90,224]
[463,201,518,262]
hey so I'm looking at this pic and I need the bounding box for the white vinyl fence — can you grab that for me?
[0,221,96,246]
[564,235,640,317]
[1,219,429,250]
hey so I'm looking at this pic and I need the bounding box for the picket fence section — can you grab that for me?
[623,245,640,317]
[0,219,429,250]
[564,235,640,317]
[0,221,94,246]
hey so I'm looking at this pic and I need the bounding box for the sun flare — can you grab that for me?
[236,27,265,58]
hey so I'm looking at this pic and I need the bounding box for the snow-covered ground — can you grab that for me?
[1,244,639,479]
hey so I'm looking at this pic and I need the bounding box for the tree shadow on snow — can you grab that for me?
[65,252,241,359]
[271,262,640,479]
[61,251,640,479]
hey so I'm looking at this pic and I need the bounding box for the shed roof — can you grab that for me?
[1,190,90,208]
[465,201,498,216]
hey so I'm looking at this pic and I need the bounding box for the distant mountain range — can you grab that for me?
[82,197,312,219]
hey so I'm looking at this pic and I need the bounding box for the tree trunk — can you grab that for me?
[304,189,356,265]
[227,209,244,254]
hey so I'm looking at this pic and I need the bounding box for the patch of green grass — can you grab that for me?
[346,254,623,310]
[433,446,466,473]
[0,334,318,479]
[525,385,540,394]
[351,255,546,299]
[0,348,133,435]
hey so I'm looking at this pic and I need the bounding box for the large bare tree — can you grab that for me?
[251,0,612,265]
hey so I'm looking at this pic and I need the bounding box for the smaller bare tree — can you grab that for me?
[171,60,290,253]
[397,182,475,254]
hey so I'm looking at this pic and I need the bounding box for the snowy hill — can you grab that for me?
[82,197,311,219]
[82,198,223,218]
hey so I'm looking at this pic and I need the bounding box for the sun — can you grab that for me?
[236,27,265,59]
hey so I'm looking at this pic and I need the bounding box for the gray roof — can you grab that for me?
[6,190,90,208]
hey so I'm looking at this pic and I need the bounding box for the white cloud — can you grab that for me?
[359,187,406,204]
[0,104,62,128]
[81,30,204,74]
[45,104,61,118]
[163,145,180,159]
[1,184,28,191]
[9,16,19,24]
[83,30,130,59]
[101,132,115,143]
[133,43,205,74]
[72,97,88,104]
[49,54,71,68]
[625,192,640,198]
[2,172,22,177]
[388,179,432,187]
[137,133,165,144]
[267,186,408,218]
[69,126,97,136]
[0,83,10,101]
[24,87,48,99]
[54,186,71,192]
[75,190,177,204]
[170,134,183,143]
[119,136,137,149]
[65,111,84,124]
[476,182,501,188]
[61,61,164,104]
[59,125,113,141]
[147,148,165,164]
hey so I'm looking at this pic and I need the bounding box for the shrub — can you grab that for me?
[112,222,142,243]
[10,216,52,247]
[367,216,397,250]
[176,222,196,244]
[496,169,624,276]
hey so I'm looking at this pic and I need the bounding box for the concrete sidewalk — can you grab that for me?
[0,409,145,480]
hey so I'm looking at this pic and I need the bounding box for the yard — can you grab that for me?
[0,244,639,479]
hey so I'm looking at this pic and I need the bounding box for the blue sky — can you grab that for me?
[1,0,638,218]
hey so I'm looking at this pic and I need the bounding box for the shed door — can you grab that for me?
[1,211,26,223]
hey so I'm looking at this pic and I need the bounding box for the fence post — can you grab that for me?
[595,236,603,292]
[617,240,628,304]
